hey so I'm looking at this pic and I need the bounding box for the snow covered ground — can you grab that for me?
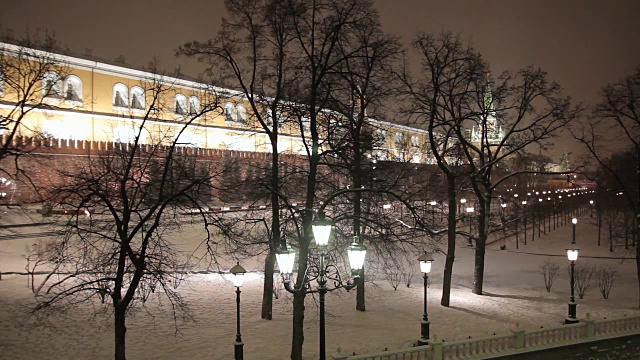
[0,209,638,359]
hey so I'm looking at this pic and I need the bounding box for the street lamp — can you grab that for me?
[459,198,466,213]
[466,206,475,246]
[230,262,246,360]
[521,200,528,245]
[417,252,434,345]
[589,200,594,218]
[571,217,578,245]
[500,203,507,250]
[275,212,366,360]
[564,248,580,324]
[430,200,437,223]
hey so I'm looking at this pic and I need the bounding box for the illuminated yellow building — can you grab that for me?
[0,41,432,162]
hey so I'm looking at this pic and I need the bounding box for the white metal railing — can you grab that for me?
[333,315,640,360]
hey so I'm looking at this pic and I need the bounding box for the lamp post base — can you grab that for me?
[564,317,579,325]
[564,301,579,324]
[234,341,244,360]
[418,319,430,345]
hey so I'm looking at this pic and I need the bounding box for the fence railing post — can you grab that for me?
[432,341,443,360]
[511,329,525,349]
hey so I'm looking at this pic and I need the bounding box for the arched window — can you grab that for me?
[130,86,145,110]
[411,135,419,147]
[188,96,200,115]
[224,102,236,122]
[64,75,82,102]
[113,83,129,108]
[236,104,247,123]
[395,132,405,148]
[43,71,62,98]
[175,94,187,115]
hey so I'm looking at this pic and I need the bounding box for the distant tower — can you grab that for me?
[559,151,570,172]
[470,73,504,145]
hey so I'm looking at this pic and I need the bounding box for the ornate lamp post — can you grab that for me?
[589,200,594,218]
[521,200,528,245]
[418,252,434,345]
[230,262,246,360]
[275,211,366,360]
[465,206,475,246]
[564,248,580,324]
[429,200,437,223]
[500,203,507,250]
[571,217,578,245]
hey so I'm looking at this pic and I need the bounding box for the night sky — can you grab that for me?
[2,0,639,160]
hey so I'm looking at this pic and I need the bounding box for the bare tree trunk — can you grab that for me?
[472,197,489,295]
[441,177,457,306]
[114,304,127,360]
[261,250,276,320]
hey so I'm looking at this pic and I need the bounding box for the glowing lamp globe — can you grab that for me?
[430,200,437,206]
[572,218,578,225]
[418,252,434,274]
[347,237,367,274]
[522,201,527,205]
[566,249,579,261]
[230,262,247,287]
[312,213,333,247]
[275,244,297,275]
[460,198,467,204]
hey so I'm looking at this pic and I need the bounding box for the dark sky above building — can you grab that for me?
[2,0,639,160]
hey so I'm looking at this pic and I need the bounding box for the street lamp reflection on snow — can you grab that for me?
[564,248,580,324]
[417,252,434,345]
[230,262,246,360]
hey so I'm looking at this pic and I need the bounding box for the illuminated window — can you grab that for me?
[188,96,200,115]
[236,104,247,123]
[43,71,62,98]
[64,75,82,102]
[395,132,405,148]
[175,94,187,115]
[113,83,129,108]
[411,135,419,147]
[376,129,387,142]
[130,86,145,110]
[224,102,236,122]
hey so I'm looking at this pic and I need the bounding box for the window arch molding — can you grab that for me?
[130,86,145,110]
[43,71,63,98]
[113,83,129,108]
[64,75,83,102]
[188,96,200,115]
[175,93,188,115]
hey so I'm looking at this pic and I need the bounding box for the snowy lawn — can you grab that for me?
[0,212,638,359]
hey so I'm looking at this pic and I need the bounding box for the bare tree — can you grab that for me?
[33,71,221,360]
[402,32,477,307]
[455,65,579,295]
[571,67,639,306]
[574,263,595,299]
[179,0,297,321]
[595,265,617,300]
[0,33,71,200]
[539,257,560,293]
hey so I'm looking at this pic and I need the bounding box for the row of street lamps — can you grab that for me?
[227,211,584,359]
